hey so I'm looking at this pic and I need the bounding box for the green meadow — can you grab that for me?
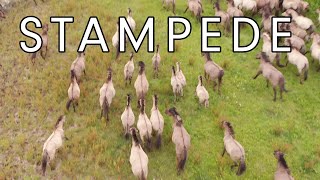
[0,0,320,179]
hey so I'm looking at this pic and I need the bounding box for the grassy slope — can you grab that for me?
[0,0,320,179]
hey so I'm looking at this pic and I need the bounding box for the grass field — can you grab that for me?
[1,0,320,179]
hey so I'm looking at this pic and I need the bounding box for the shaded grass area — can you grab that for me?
[0,0,320,179]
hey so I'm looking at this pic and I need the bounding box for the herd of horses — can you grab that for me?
[2,0,319,179]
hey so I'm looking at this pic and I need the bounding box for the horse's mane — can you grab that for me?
[55,115,64,129]
[131,129,140,146]
[172,66,176,75]
[204,52,212,61]
[225,121,235,137]
[138,61,145,74]
[261,52,271,63]
[154,94,158,107]
[278,154,289,170]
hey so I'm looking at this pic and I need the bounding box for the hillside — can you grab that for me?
[0,0,320,179]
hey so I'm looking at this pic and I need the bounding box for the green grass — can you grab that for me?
[1,0,320,179]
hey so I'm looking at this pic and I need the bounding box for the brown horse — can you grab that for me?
[221,121,246,176]
[30,24,49,64]
[274,150,294,180]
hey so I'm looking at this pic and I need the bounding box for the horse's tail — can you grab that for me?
[146,134,152,150]
[66,99,72,111]
[196,6,202,22]
[178,147,188,172]
[102,96,109,122]
[124,124,130,139]
[156,132,162,149]
[237,156,246,176]
[141,170,146,180]
[41,149,49,176]
[303,64,308,81]
[218,70,224,85]
[204,99,209,107]
[115,45,120,60]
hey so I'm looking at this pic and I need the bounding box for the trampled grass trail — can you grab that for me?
[0,0,320,179]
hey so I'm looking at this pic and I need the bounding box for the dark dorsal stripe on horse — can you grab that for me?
[55,115,64,129]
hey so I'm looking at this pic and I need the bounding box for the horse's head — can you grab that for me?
[107,67,112,81]
[166,107,176,116]
[128,8,132,15]
[274,150,288,168]
[43,24,49,32]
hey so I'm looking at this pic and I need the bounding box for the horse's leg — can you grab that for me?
[266,80,269,88]
[213,81,217,91]
[231,162,238,170]
[106,108,109,122]
[218,80,222,95]
[100,109,103,119]
[221,146,226,157]
[40,49,45,60]
[184,6,189,13]
[73,102,76,112]
[204,70,208,80]
[174,92,177,103]
[280,88,283,101]
[273,87,277,102]
[44,46,48,59]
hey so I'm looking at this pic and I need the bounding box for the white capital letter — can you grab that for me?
[78,17,109,52]
[201,17,221,52]
[168,17,191,52]
[272,17,291,52]
[50,16,74,52]
[119,17,154,52]
[19,16,42,53]
[233,17,260,52]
